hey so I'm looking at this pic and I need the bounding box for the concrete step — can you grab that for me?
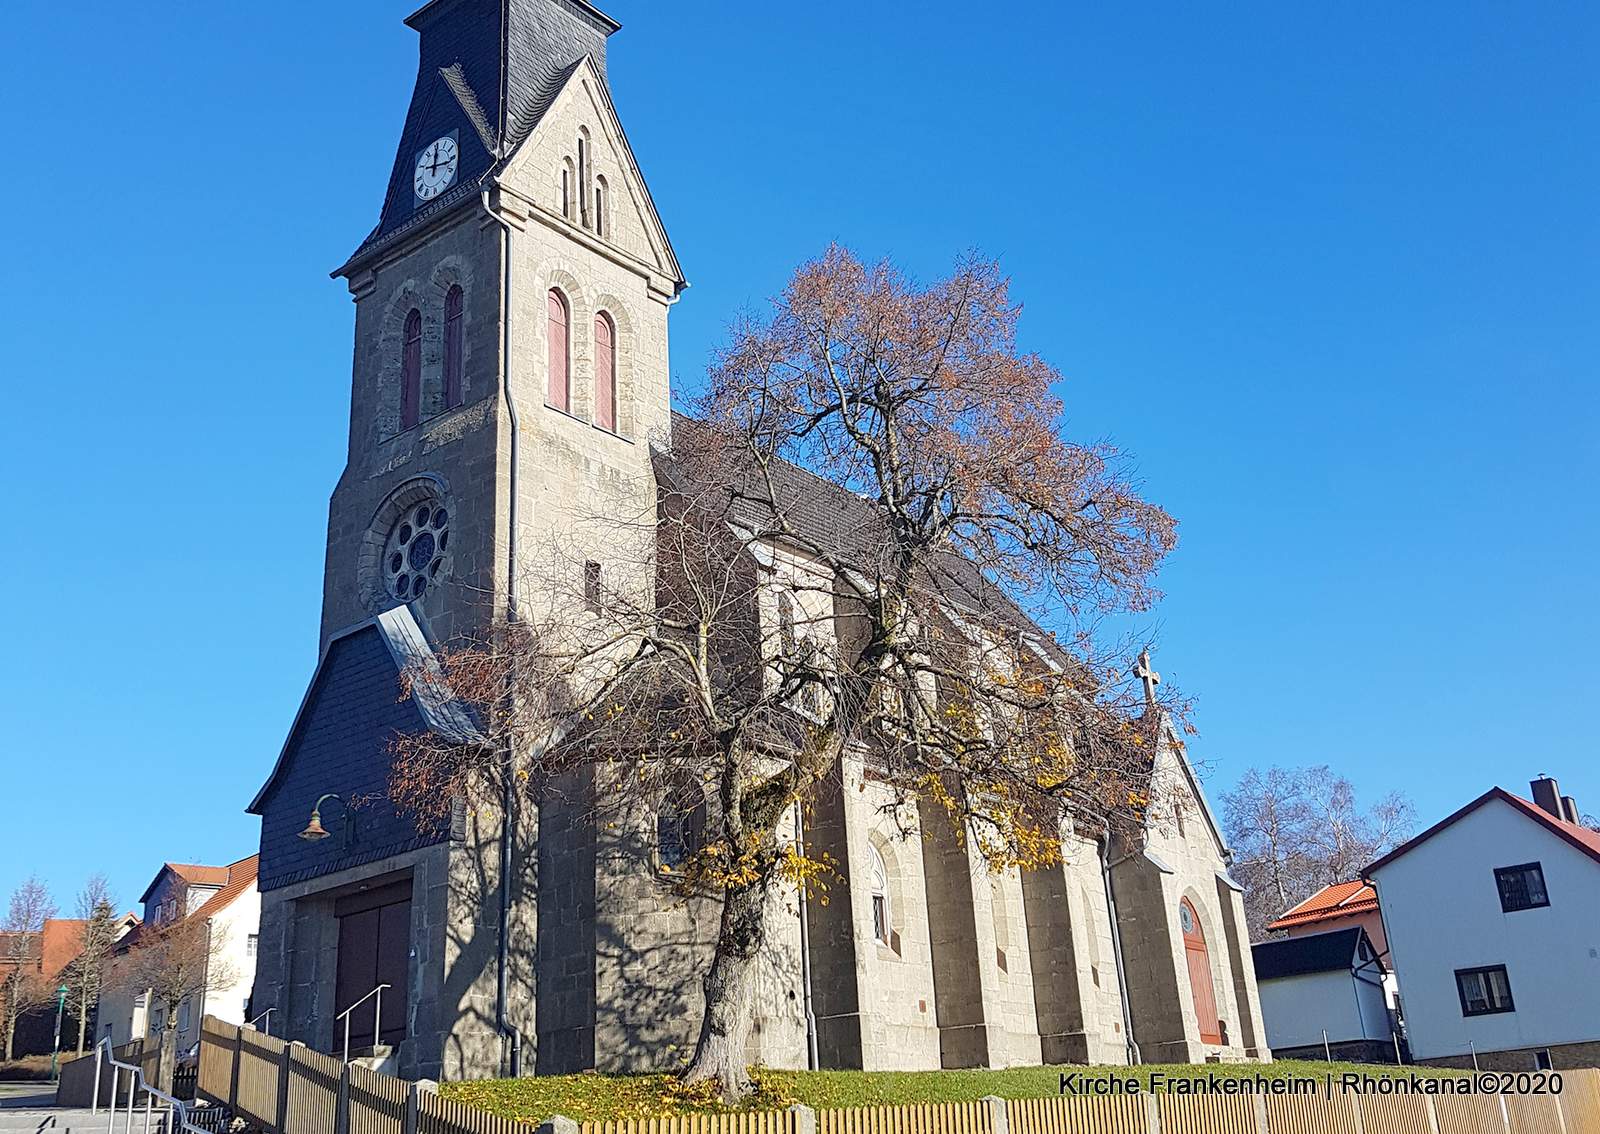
[0,1110,169,1134]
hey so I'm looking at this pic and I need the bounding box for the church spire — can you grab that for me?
[339,0,620,274]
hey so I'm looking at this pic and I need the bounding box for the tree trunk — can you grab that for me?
[76,987,89,1054]
[157,1021,178,1093]
[681,876,770,1101]
[3,1015,13,1062]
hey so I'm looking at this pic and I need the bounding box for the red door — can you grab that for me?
[1180,898,1222,1044]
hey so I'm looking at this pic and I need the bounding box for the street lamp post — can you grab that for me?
[50,983,68,1080]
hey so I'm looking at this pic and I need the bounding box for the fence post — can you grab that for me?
[336,1062,351,1134]
[1143,1092,1162,1134]
[981,1096,1008,1134]
[536,1116,579,1134]
[1348,1090,1365,1134]
[1250,1094,1268,1134]
[1423,1096,1441,1134]
[405,1082,421,1134]
[274,1043,292,1134]
[788,1104,817,1134]
[229,1027,242,1114]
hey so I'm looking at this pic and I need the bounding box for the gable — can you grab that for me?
[498,58,684,283]
[1148,719,1230,863]
[252,625,445,892]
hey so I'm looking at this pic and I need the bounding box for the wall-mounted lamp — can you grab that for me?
[298,793,346,842]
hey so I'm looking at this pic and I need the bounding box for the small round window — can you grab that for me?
[384,502,449,602]
[1179,903,1196,935]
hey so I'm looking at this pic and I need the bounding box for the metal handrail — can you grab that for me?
[334,983,391,1064]
[90,1037,206,1134]
[244,1008,275,1035]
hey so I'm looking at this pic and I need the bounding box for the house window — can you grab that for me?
[246,934,259,959]
[178,1000,191,1032]
[1455,965,1515,1017]
[868,843,891,946]
[1494,862,1548,912]
[584,561,601,612]
[594,312,616,431]
[546,289,570,411]
[401,307,422,429]
[443,285,464,410]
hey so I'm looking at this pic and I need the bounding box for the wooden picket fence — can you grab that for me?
[185,1016,1600,1134]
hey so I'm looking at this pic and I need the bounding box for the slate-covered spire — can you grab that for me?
[341,0,619,272]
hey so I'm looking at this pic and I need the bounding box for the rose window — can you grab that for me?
[384,501,450,602]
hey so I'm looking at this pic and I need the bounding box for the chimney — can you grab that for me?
[1562,796,1581,825]
[1530,776,1563,819]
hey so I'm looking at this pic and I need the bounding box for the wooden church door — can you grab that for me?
[1179,897,1222,1044]
[334,880,412,1048]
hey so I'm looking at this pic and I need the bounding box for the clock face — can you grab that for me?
[414,135,459,202]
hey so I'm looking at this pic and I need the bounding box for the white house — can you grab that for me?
[1252,926,1394,1062]
[1268,880,1399,1014]
[1365,776,1600,1070]
[99,855,261,1055]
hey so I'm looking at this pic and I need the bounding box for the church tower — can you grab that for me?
[249,0,686,1083]
[323,0,685,649]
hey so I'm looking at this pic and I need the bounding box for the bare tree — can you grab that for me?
[120,890,235,1087]
[1222,765,1416,940]
[391,247,1179,1099]
[1,876,57,1061]
[62,876,117,1055]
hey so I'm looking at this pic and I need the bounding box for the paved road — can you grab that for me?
[0,1084,56,1109]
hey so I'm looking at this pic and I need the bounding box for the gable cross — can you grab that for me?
[1133,647,1161,707]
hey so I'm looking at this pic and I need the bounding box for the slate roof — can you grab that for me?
[1365,787,1600,876]
[1251,926,1366,981]
[248,604,486,814]
[1268,880,1379,932]
[658,413,1067,663]
[340,0,617,270]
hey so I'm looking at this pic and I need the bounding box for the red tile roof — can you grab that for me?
[1365,787,1600,876]
[189,855,259,922]
[138,862,234,904]
[1267,880,1379,931]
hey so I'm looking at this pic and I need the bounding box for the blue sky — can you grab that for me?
[2,1,1595,914]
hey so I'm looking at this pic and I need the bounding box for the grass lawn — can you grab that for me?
[442,1061,1465,1125]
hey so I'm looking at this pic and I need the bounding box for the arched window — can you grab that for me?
[657,779,707,872]
[546,289,570,411]
[560,162,573,219]
[443,285,464,410]
[594,176,607,237]
[594,311,616,431]
[400,307,422,429]
[868,843,892,946]
[577,134,589,226]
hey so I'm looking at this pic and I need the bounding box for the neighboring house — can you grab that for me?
[99,856,260,1056]
[1268,880,1399,1012]
[241,0,1270,1082]
[1365,775,1600,1070]
[1252,927,1394,1062]
[0,918,88,1056]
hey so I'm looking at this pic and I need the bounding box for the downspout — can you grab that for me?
[792,802,819,1070]
[483,187,523,1077]
[1099,836,1141,1065]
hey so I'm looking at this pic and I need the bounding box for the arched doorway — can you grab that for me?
[1180,897,1222,1044]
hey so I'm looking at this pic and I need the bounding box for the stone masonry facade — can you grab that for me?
[247,0,1268,1082]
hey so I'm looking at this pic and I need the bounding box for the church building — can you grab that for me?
[245,0,1266,1081]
